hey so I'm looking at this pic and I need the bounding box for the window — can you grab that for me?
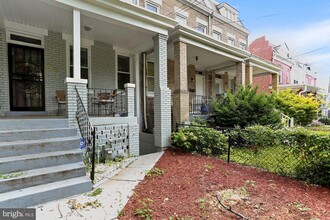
[213,30,221,40]
[197,23,207,34]
[294,80,298,84]
[239,42,246,50]
[117,55,130,90]
[147,61,154,92]
[146,1,159,13]
[69,46,89,80]
[176,14,187,26]
[279,75,282,84]
[228,37,235,46]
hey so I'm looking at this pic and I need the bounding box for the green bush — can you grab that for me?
[276,127,330,186]
[171,125,227,156]
[319,117,330,125]
[275,90,321,126]
[208,85,281,128]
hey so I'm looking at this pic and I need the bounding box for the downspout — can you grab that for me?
[142,52,148,130]
[298,85,307,96]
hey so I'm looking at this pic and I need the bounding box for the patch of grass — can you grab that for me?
[134,198,153,220]
[292,202,311,212]
[88,188,103,197]
[198,198,207,209]
[0,171,25,179]
[146,167,166,178]
[84,199,102,209]
[226,145,299,176]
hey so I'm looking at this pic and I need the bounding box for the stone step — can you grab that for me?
[0,119,68,131]
[0,176,92,208]
[0,162,86,194]
[0,127,77,142]
[0,136,80,158]
[0,149,83,173]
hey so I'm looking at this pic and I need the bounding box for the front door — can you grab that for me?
[8,44,45,111]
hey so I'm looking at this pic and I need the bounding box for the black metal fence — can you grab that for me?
[189,94,213,115]
[88,88,127,117]
[76,87,96,182]
[175,124,301,178]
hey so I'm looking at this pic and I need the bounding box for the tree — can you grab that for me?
[275,89,320,126]
[208,85,281,128]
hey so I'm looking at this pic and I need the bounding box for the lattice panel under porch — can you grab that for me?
[94,124,129,158]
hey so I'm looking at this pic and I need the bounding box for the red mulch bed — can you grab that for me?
[119,149,330,219]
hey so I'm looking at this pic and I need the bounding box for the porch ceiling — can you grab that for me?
[0,0,156,51]
[168,43,236,74]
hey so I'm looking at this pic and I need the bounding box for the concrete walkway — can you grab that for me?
[34,152,164,220]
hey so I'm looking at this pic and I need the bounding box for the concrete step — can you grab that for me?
[0,136,80,158]
[0,149,83,173]
[0,162,86,194]
[0,176,92,208]
[0,119,68,131]
[0,127,77,142]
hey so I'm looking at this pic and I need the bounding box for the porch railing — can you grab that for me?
[88,88,127,117]
[189,93,213,115]
[75,87,96,182]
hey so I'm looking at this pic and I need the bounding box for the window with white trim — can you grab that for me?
[176,13,187,26]
[228,37,235,46]
[213,30,221,40]
[69,46,89,80]
[197,23,207,34]
[117,55,131,90]
[294,80,298,84]
[146,1,159,13]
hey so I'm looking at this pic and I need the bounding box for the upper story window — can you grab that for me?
[239,42,246,50]
[176,13,187,26]
[213,30,221,40]
[197,23,207,34]
[294,80,298,84]
[146,1,160,13]
[228,37,235,46]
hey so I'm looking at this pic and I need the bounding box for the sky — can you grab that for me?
[217,0,330,90]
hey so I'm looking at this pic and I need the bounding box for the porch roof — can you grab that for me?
[0,0,177,52]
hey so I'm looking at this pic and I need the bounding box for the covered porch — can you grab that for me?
[0,0,176,152]
[167,26,281,124]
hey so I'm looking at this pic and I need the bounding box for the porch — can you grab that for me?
[0,0,176,207]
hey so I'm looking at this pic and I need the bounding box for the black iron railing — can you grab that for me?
[189,94,213,115]
[88,88,127,117]
[76,87,96,182]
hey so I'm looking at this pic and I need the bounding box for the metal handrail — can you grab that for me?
[75,87,96,182]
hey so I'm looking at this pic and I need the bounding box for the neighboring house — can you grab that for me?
[0,0,281,206]
[249,36,321,94]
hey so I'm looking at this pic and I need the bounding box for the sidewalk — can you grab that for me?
[34,151,164,220]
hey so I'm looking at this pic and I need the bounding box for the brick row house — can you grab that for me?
[249,36,321,94]
[0,0,281,206]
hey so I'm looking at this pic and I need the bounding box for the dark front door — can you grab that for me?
[8,44,45,111]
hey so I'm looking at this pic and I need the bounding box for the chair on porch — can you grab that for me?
[94,89,117,116]
[55,90,67,116]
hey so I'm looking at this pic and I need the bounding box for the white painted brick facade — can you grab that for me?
[44,31,67,115]
[0,28,9,116]
[153,34,171,148]
[91,41,116,89]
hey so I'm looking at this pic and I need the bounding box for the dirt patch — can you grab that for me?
[119,149,330,219]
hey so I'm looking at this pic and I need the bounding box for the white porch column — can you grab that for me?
[65,78,88,129]
[73,9,81,79]
[153,33,171,148]
[125,83,135,117]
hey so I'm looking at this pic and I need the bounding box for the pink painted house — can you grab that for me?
[249,36,318,94]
